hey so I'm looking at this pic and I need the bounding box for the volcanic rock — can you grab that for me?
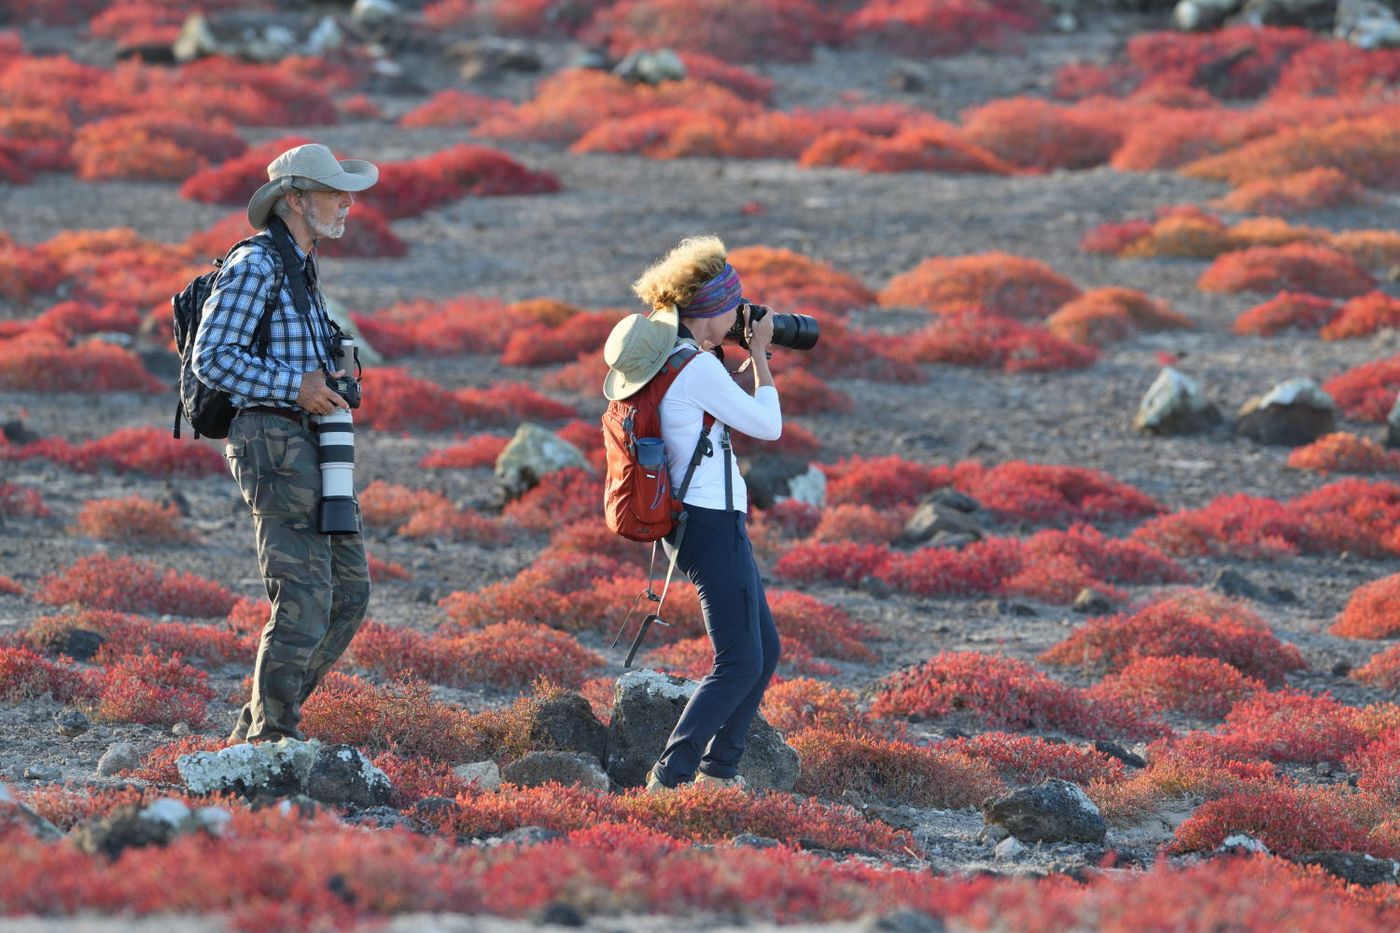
[502,750,610,790]
[305,744,393,809]
[605,670,799,790]
[1135,367,1222,436]
[1235,378,1336,446]
[982,779,1108,844]
[96,742,140,777]
[495,422,589,502]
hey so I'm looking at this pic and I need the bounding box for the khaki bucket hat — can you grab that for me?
[246,143,379,229]
[602,306,681,401]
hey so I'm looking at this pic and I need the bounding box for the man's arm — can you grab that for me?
[192,246,305,405]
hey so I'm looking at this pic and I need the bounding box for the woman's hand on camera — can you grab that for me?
[746,304,775,352]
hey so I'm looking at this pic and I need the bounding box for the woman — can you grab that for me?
[604,235,783,791]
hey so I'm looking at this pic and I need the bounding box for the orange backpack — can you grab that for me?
[602,344,715,542]
[602,343,731,665]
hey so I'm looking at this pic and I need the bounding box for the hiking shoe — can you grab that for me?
[645,769,674,794]
[694,772,747,791]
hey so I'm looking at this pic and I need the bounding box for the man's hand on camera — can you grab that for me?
[297,368,350,415]
[746,304,775,352]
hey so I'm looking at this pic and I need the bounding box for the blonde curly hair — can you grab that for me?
[632,235,728,311]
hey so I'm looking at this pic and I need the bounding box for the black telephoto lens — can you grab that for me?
[770,313,819,350]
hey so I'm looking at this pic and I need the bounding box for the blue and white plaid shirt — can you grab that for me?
[192,233,337,410]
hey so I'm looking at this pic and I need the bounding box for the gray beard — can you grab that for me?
[305,203,347,239]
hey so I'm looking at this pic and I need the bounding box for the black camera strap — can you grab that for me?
[265,217,336,371]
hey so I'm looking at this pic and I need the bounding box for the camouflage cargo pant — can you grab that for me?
[224,411,371,743]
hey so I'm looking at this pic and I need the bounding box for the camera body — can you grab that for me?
[725,302,820,351]
[327,335,361,409]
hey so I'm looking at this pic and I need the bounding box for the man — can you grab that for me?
[193,143,378,743]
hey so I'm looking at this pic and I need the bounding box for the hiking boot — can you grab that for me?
[645,769,674,794]
[693,772,747,791]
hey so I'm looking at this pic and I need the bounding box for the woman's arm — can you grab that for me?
[685,352,782,440]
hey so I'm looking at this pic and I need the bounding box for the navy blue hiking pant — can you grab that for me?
[652,506,781,785]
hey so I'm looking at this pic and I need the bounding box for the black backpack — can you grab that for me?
[171,236,283,440]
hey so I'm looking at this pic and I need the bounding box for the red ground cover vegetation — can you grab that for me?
[870,650,1170,740]
[939,732,1128,787]
[399,89,514,128]
[1089,655,1264,719]
[1353,645,1400,690]
[1330,229,1400,272]
[1330,573,1400,639]
[299,672,491,763]
[1287,432,1400,475]
[727,245,876,314]
[1212,167,1368,215]
[499,310,622,367]
[357,368,574,432]
[1232,291,1338,336]
[1183,113,1400,190]
[957,460,1164,526]
[0,425,224,477]
[1177,689,1378,765]
[890,308,1099,373]
[1350,731,1400,803]
[346,619,603,690]
[759,677,873,735]
[1087,739,1278,826]
[357,481,454,530]
[72,495,192,544]
[880,252,1080,318]
[363,145,561,219]
[1132,479,1400,559]
[0,482,46,519]
[846,0,1043,58]
[583,0,843,63]
[960,96,1122,171]
[70,112,246,182]
[1324,353,1400,421]
[1171,784,1400,858]
[86,652,214,728]
[0,329,164,393]
[21,609,252,668]
[1198,242,1374,298]
[420,433,511,469]
[398,504,506,544]
[1319,291,1400,341]
[430,783,912,852]
[789,727,1003,807]
[809,504,906,544]
[0,645,89,703]
[1045,287,1192,346]
[34,553,237,618]
[351,295,509,359]
[1040,589,1305,686]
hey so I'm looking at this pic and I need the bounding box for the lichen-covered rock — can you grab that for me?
[502,751,610,790]
[177,738,318,798]
[306,744,392,809]
[1135,367,1222,436]
[495,423,589,502]
[613,48,686,85]
[898,500,984,547]
[453,760,502,792]
[0,782,64,841]
[96,741,140,777]
[1336,0,1400,48]
[1235,378,1336,446]
[1294,850,1400,886]
[740,456,820,510]
[982,779,1108,844]
[604,670,799,790]
[73,797,230,859]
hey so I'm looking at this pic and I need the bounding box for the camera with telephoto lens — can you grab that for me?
[725,302,819,351]
[315,335,362,536]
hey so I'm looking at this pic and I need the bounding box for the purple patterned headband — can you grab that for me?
[679,263,743,318]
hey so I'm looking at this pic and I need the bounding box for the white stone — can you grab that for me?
[779,465,827,509]
[141,798,192,828]
[452,760,501,792]
[1257,377,1334,411]
[352,0,402,28]
[994,836,1026,859]
[1138,367,1210,427]
[1220,832,1270,854]
[305,18,344,55]
[620,669,697,702]
[195,806,232,836]
[1065,782,1103,817]
[177,738,318,795]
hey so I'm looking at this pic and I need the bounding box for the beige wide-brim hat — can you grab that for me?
[603,306,680,401]
[246,143,379,229]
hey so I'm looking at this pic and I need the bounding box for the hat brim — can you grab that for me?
[246,159,380,230]
[602,306,679,401]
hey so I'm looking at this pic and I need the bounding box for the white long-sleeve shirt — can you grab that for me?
[658,347,782,512]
